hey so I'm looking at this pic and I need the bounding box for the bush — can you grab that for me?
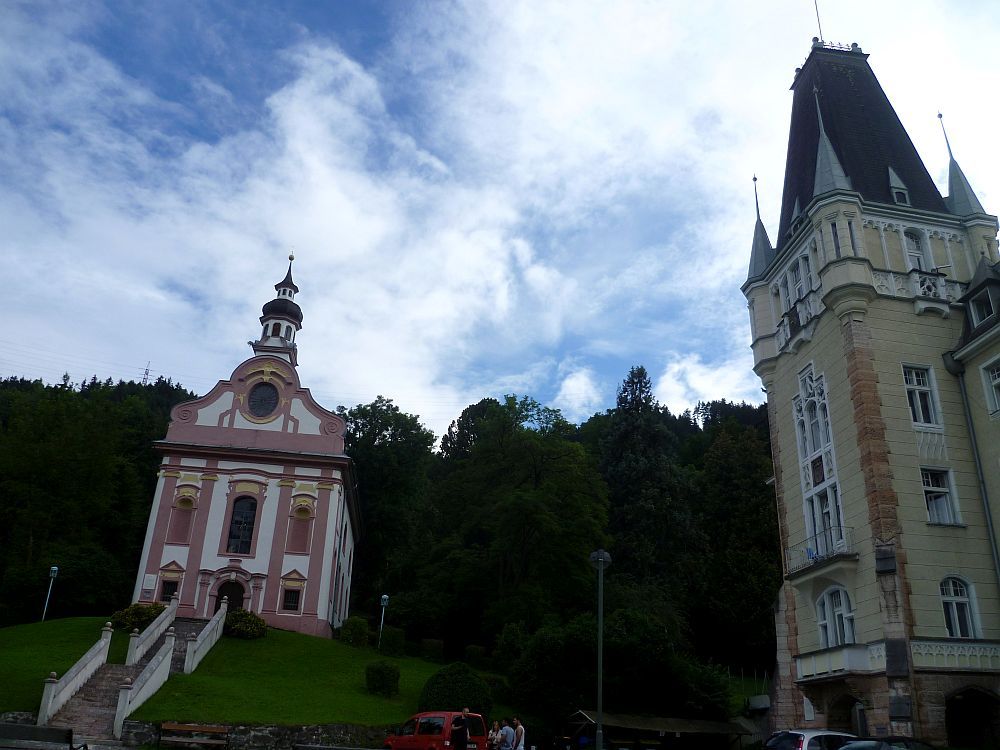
[464,644,488,669]
[419,662,493,717]
[482,673,510,704]
[421,638,444,661]
[366,660,401,697]
[224,609,267,639]
[110,603,165,632]
[341,616,369,647]
[379,625,405,656]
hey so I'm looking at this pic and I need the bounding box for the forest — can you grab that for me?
[0,366,781,722]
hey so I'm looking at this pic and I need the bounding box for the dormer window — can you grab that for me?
[970,291,995,326]
[889,166,910,206]
[894,190,909,205]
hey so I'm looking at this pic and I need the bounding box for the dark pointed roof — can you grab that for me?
[275,261,299,293]
[939,113,986,216]
[777,41,947,248]
[962,255,1000,298]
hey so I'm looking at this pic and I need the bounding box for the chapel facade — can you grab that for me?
[743,40,1000,744]
[132,258,359,637]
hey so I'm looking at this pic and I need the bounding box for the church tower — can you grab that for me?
[744,40,1000,743]
[133,258,359,637]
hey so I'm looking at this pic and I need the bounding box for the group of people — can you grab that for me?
[488,716,524,750]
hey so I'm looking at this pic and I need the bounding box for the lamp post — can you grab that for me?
[378,594,389,650]
[42,566,58,622]
[589,550,611,750]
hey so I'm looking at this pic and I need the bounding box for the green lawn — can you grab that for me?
[134,628,443,725]
[0,616,128,712]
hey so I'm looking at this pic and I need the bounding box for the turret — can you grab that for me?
[251,254,303,366]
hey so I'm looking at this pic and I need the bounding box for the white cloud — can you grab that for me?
[654,353,764,416]
[553,367,602,422]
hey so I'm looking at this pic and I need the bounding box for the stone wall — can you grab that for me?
[119,720,393,750]
[0,712,36,725]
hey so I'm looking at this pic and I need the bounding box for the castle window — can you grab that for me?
[894,190,909,205]
[790,263,803,301]
[282,588,301,612]
[226,497,257,554]
[983,360,1000,415]
[905,232,926,270]
[816,586,855,648]
[940,577,978,638]
[903,366,940,426]
[847,220,858,255]
[830,222,842,258]
[922,468,959,525]
[159,580,179,603]
[970,291,995,326]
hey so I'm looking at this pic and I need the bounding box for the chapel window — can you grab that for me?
[226,497,257,554]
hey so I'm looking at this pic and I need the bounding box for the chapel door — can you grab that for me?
[216,581,246,612]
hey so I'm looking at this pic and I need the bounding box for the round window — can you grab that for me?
[247,382,279,417]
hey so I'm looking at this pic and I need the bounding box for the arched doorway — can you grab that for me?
[216,580,246,613]
[947,687,1000,749]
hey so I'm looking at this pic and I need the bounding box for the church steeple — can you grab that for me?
[939,113,986,216]
[251,254,303,366]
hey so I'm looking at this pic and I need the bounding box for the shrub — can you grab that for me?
[379,625,405,656]
[366,660,401,697]
[421,638,444,661]
[110,603,165,632]
[464,644,488,669]
[341,616,369,647]
[482,673,510,704]
[224,609,267,639]
[418,662,493,717]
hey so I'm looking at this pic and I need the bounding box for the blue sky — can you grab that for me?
[3,1,999,437]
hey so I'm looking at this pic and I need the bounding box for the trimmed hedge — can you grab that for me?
[224,609,267,639]
[418,662,493,717]
[110,603,165,632]
[379,625,405,656]
[341,616,369,647]
[365,660,401,697]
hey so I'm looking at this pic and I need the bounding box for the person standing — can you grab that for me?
[499,718,515,750]
[452,712,470,750]
[512,717,525,750]
[489,720,501,750]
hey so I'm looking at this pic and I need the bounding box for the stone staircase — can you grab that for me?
[47,617,209,741]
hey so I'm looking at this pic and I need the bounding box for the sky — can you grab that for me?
[2,1,1000,438]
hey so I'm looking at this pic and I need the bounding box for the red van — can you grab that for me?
[385,712,487,750]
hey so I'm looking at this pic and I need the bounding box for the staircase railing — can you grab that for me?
[184,596,228,674]
[126,594,178,666]
[113,628,175,739]
[37,622,113,725]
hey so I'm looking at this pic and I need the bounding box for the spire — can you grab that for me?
[939,113,986,216]
[813,85,851,197]
[252,254,303,367]
[747,176,775,281]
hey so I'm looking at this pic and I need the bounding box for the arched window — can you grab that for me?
[166,497,195,544]
[284,325,292,339]
[226,497,257,554]
[905,232,925,271]
[271,322,281,337]
[816,586,855,648]
[941,577,977,638]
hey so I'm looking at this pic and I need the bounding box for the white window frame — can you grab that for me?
[903,365,941,428]
[940,576,979,639]
[981,356,1000,416]
[970,290,995,327]
[921,467,961,525]
[816,586,856,648]
[905,231,926,271]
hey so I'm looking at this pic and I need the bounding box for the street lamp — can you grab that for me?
[589,550,612,750]
[42,566,58,622]
[378,594,389,650]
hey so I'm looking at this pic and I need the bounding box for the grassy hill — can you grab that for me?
[1,617,506,726]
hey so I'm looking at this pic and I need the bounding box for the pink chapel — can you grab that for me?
[132,256,359,637]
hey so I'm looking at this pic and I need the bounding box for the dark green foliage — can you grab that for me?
[421,638,444,661]
[0,375,194,626]
[379,625,405,656]
[340,616,369,647]
[464,644,487,668]
[418,662,493,716]
[365,660,401,697]
[481,673,510,704]
[224,609,267,639]
[110,602,165,632]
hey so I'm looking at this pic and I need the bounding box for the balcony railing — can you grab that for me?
[776,291,822,352]
[785,526,855,574]
[871,269,966,303]
[911,639,1000,671]
[796,642,884,681]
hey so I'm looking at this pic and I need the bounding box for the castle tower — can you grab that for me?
[132,259,359,637]
[743,40,1000,744]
